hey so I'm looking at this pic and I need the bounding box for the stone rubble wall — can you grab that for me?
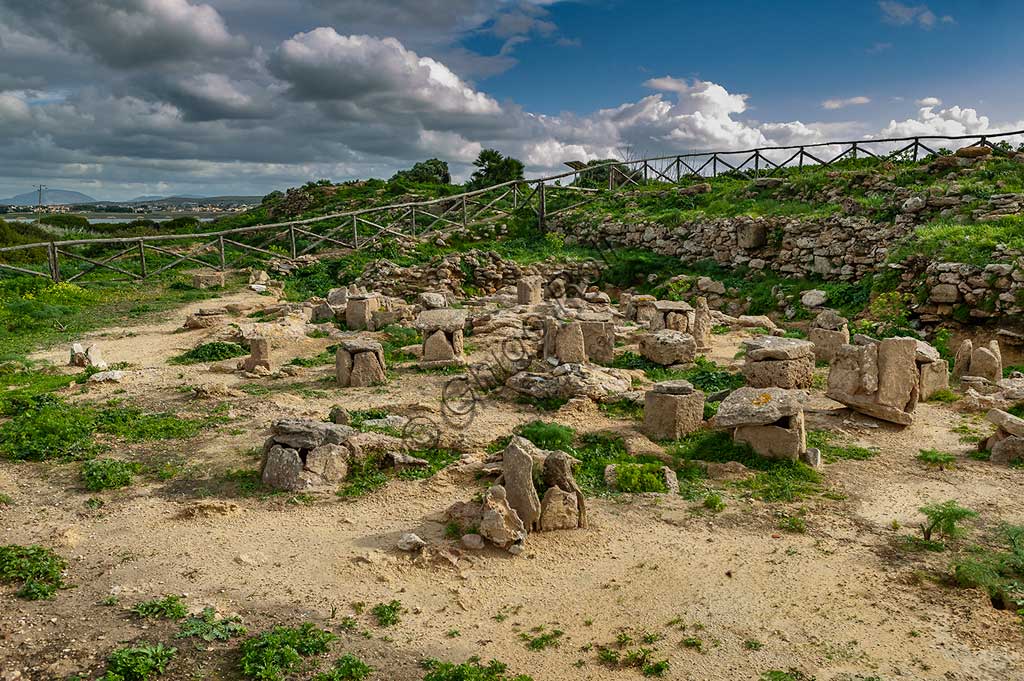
[910,260,1024,322]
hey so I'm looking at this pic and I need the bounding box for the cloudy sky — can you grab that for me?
[1,0,1022,200]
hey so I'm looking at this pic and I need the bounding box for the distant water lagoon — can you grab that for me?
[5,213,218,225]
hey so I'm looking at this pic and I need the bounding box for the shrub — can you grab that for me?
[0,544,67,599]
[951,524,1024,610]
[102,643,176,681]
[82,458,141,491]
[169,342,247,365]
[132,595,188,620]
[239,623,336,681]
[703,492,726,512]
[0,397,96,461]
[614,463,668,493]
[919,500,977,542]
[515,421,575,451]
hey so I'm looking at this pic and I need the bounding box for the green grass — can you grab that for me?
[0,544,68,599]
[175,607,247,642]
[238,623,336,681]
[168,342,248,365]
[0,396,221,461]
[703,492,726,512]
[131,595,188,620]
[519,627,564,650]
[289,344,340,367]
[515,420,575,451]
[806,430,877,462]
[81,458,142,491]
[395,448,460,480]
[335,456,389,499]
[609,353,744,392]
[420,657,534,681]
[598,399,644,420]
[917,448,957,470]
[891,215,1024,266]
[101,643,177,681]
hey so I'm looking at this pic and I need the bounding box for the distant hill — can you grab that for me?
[125,195,262,207]
[1,189,97,206]
[126,194,206,202]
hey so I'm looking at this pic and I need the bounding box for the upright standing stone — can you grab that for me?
[239,337,271,372]
[517,276,544,305]
[692,296,712,352]
[415,308,468,368]
[502,437,542,532]
[336,339,386,387]
[345,295,380,330]
[577,312,615,364]
[952,339,973,380]
[643,380,705,441]
[808,309,850,364]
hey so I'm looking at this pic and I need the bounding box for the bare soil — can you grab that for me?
[1,288,1022,681]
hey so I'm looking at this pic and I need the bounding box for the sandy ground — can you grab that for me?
[1,288,1022,681]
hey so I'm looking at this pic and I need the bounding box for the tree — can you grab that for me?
[390,158,451,185]
[467,149,524,190]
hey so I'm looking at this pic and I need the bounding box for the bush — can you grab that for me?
[919,500,977,542]
[0,544,67,599]
[371,599,402,627]
[390,158,451,185]
[102,643,176,681]
[82,458,141,491]
[614,463,668,493]
[239,623,336,681]
[515,421,575,451]
[169,342,248,365]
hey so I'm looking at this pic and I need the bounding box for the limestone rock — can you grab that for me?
[506,364,631,401]
[734,411,806,461]
[539,487,579,531]
[991,436,1024,466]
[876,338,919,410]
[418,292,448,309]
[639,330,696,366]
[643,387,705,441]
[742,356,814,390]
[986,409,1024,438]
[478,486,526,551]
[714,387,801,428]
[261,445,305,492]
[952,340,973,380]
[270,419,356,450]
[397,533,427,551]
[692,296,712,352]
[542,450,586,529]
[502,437,542,532]
[969,346,1002,383]
[423,329,456,362]
[919,360,950,400]
[517,276,544,305]
[743,336,815,361]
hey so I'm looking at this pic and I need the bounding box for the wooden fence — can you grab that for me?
[2,129,1022,284]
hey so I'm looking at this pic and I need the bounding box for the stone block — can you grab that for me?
[639,330,696,366]
[809,327,849,364]
[919,360,950,400]
[192,271,225,289]
[734,411,805,461]
[345,295,380,330]
[643,389,705,441]
[742,356,813,389]
[517,276,544,305]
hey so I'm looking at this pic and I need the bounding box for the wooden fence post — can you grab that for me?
[289,227,297,258]
[218,236,226,271]
[47,242,60,283]
[138,239,147,279]
[352,215,359,249]
[537,183,546,233]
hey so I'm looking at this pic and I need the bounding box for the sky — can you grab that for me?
[0,0,1022,201]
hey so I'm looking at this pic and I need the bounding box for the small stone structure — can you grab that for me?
[826,337,919,425]
[638,330,697,366]
[577,312,615,364]
[692,296,712,352]
[982,409,1024,465]
[912,339,950,400]
[345,293,381,331]
[808,310,850,364]
[543,318,587,364]
[238,337,271,373]
[415,308,468,368]
[184,307,227,329]
[648,300,695,332]
[953,339,1003,384]
[517,275,544,305]
[192,271,225,289]
[741,336,815,389]
[643,380,705,441]
[714,387,806,461]
[506,363,631,401]
[260,419,357,491]
[69,343,107,370]
[335,339,387,387]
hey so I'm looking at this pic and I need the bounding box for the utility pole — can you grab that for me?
[34,184,47,208]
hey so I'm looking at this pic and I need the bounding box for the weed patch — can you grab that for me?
[176,607,247,642]
[101,643,176,681]
[82,458,141,491]
[0,544,67,599]
[169,342,247,365]
[238,623,336,681]
[806,430,877,462]
[312,654,373,681]
[132,595,188,620]
[371,600,402,627]
[420,657,533,681]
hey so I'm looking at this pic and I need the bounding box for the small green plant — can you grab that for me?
[336,456,388,498]
[312,654,373,681]
[101,643,176,681]
[169,342,248,365]
[703,492,726,512]
[515,420,575,451]
[81,458,141,491]
[176,607,247,641]
[680,636,703,652]
[760,671,813,681]
[131,595,188,620]
[420,657,533,681]
[642,660,670,677]
[917,448,957,470]
[0,544,67,599]
[778,514,807,534]
[806,430,877,462]
[371,599,402,627]
[239,623,336,681]
[919,500,977,542]
[520,627,564,650]
[927,388,959,404]
[744,639,763,650]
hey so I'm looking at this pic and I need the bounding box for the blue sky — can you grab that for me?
[0,0,1021,200]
